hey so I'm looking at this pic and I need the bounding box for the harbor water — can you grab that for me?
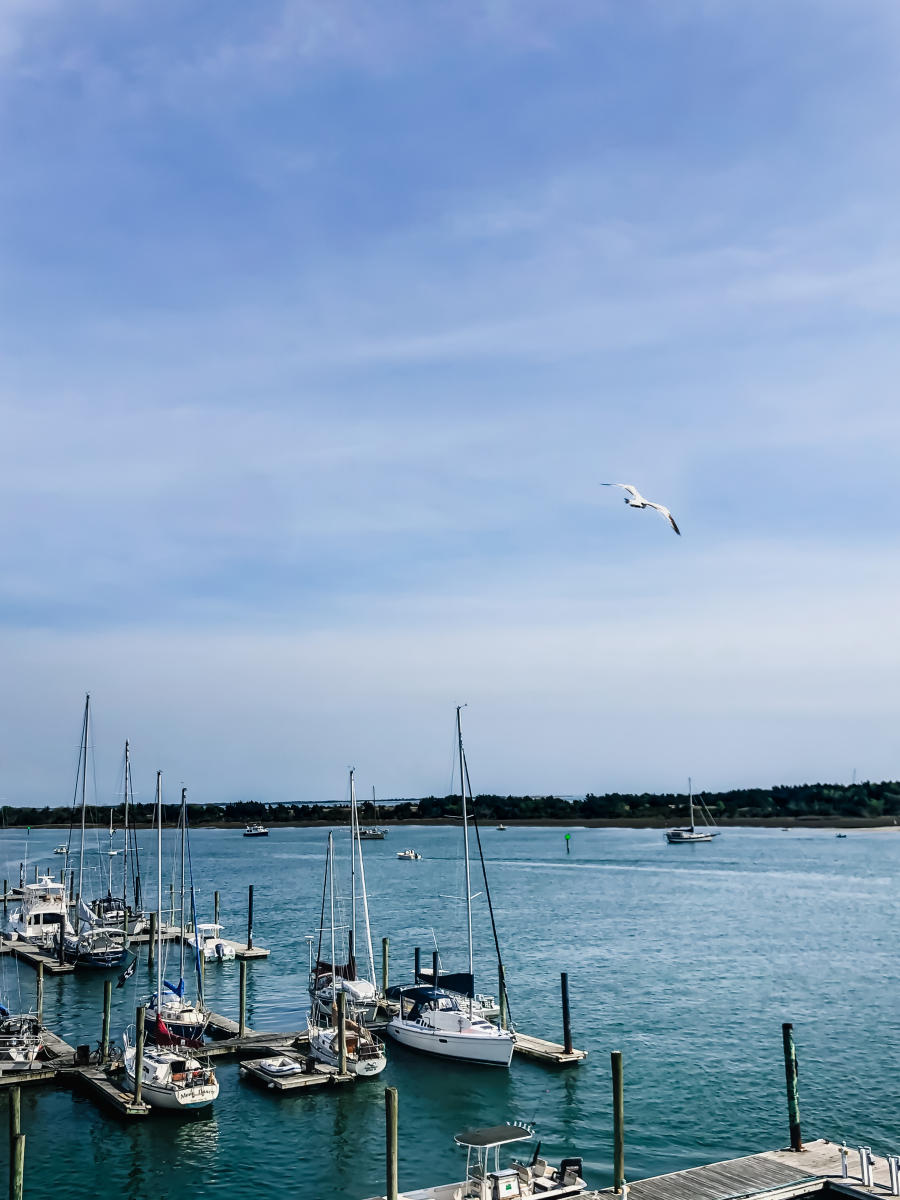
[1,823,899,1199]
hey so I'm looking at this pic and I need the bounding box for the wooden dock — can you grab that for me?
[513,1031,587,1065]
[589,1139,898,1199]
[0,937,75,974]
[240,1056,353,1091]
[71,1066,150,1118]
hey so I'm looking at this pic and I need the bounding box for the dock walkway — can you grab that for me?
[589,1139,898,1199]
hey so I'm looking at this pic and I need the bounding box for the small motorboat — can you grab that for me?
[53,845,67,855]
[496,824,507,831]
[396,849,422,860]
[363,1123,586,1200]
[191,922,236,961]
[243,824,269,837]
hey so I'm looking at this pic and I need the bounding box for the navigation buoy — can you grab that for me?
[565,833,571,855]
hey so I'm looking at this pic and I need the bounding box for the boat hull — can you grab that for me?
[387,1019,514,1066]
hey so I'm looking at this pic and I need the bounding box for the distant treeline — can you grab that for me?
[3,779,900,826]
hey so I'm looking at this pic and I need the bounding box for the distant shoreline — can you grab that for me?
[11,816,900,831]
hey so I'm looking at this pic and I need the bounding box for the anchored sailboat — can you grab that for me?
[665,778,720,844]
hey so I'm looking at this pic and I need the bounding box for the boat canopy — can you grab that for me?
[454,1125,533,1148]
[416,969,475,998]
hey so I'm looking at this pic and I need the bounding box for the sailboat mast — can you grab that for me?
[457,706,474,979]
[179,787,186,984]
[349,769,357,963]
[328,832,335,985]
[121,741,130,917]
[77,694,90,931]
[155,771,162,1009]
[354,778,377,987]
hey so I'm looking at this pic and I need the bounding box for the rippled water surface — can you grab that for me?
[2,823,899,1199]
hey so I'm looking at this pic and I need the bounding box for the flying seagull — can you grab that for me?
[601,483,681,535]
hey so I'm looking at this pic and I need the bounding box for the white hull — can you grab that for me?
[127,1073,219,1109]
[666,829,716,843]
[308,1022,387,1076]
[387,1019,514,1066]
[124,1044,218,1110]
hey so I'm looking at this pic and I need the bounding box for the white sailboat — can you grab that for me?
[665,777,719,844]
[387,708,515,1067]
[145,785,209,1043]
[123,772,218,1111]
[307,827,387,1076]
[308,771,380,1024]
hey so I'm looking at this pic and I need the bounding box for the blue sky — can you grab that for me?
[2,0,900,806]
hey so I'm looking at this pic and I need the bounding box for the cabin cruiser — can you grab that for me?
[365,1123,586,1200]
[396,849,422,860]
[243,823,269,837]
[9,876,74,948]
[387,987,514,1066]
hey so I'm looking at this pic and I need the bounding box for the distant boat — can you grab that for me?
[53,845,67,856]
[243,823,269,838]
[836,833,848,839]
[496,823,507,831]
[665,778,719,844]
[396,849,422,860]
[359,787,388,838]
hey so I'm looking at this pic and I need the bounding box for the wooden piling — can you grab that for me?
[337,990,347,1075]
[385,1086,399,1200]
[57,917,66,966]
[247,884,254,951]
[612,1050,625,1193]
[214,890,220,927]
[414,946,421,982]
[432,950,439,987]
[101,979,112,1065]
[169,883,175,925]
[561,972,573,1054]
[2,880,6,910]
[33,866,38,884]
[10,1134,24,1200]
[382,936,389,995]
[36,962,43,1026]
[148,912,157,971]
[133,1007,145,1105]
[499,964,508,1030]
[239,958,247,1038]
[9,1086,21,1200]
[782,1022,802,1151]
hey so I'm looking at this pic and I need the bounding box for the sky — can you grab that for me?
[2,0,900,807]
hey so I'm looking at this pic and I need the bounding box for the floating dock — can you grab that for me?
[589,1139,899,1199]
[70,1066,150,1118]
[0,937,75,974]
[240,1057,354,1091]
[512,1031,587,1065]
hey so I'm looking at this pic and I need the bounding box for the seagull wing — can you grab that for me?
[645,502,681,535]
[601,482,641,499]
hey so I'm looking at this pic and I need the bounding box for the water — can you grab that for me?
[2,823,899,1198]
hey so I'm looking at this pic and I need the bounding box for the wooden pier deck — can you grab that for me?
[589,1139,898,1199]
[513,1032,587,1065]
[70,1067,150,1118]
[0,937,75,974]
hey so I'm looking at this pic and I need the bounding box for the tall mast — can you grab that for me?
[179,786,186,986]
[328,832,335,985]
[77,693,90,931]
[688,776,694,832]
[457,706,474,979]
[155,771,162,1009]
[354,774,377,987]
[349,769,357,963]
[121,741,130,918]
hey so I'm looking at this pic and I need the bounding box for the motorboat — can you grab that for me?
[496,824,507,831]
[191,922,236,961]
[665,777,719,844]
[9,876,74,948]
[307,1011,387,1077]
[387,987,514,1066]
[397,849,422,860]
[243,823,269,837]
[123,1037,218,1110]
[364,1123,586,1200]
[53,845,67,856]
[0,1011,43,1071]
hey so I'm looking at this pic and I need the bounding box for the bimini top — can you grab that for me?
[454,1125,533,1149]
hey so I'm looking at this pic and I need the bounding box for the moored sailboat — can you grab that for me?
[665,777,719,844]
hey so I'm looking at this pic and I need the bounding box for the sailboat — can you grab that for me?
[308,771,380,1024]
[95,742,146,936]
[144,786,209,1044]
[387,708,515,1067]
[359,786,388,839]
[306,828,386,1076]
[123,772,219,1111]
[665,778,719,844]
[59,695,130,968]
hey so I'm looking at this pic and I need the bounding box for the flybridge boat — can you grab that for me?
[365,1124,586,1200]
[243,824,269,837]
[9,877,74,948]
[665,777,719,844]
[388,987,514,1067]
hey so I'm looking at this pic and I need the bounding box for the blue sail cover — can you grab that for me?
[164,978,185,997]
